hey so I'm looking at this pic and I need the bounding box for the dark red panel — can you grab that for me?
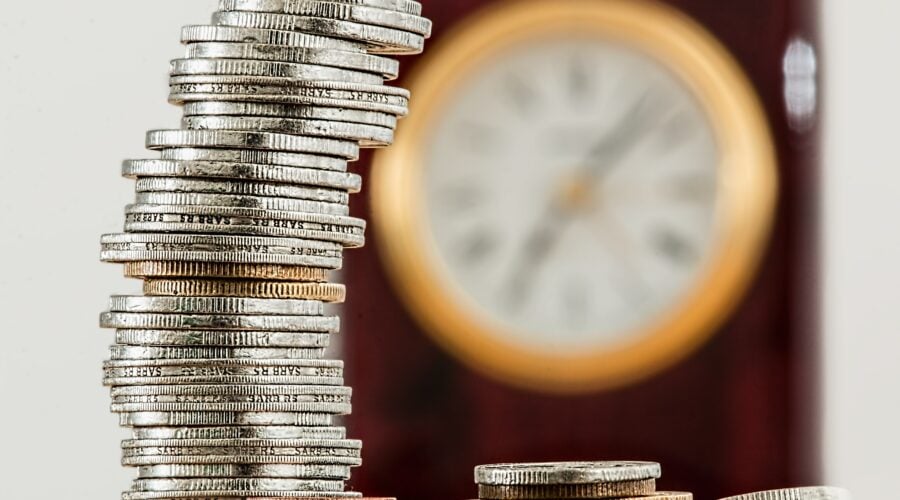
[345,2,821,499]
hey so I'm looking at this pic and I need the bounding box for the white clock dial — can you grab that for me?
[421,37,720,353]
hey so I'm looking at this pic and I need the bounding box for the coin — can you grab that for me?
[169,57,383,85]
[100,312,340,332]
[119,411,333,427]
[212,11,425,54]
[113,329,332,348]
[719,487,852,500]
[108,296,325,316]
[146,129,360,159]
[183,42,400,79]
[220,0,423,17]
[159,147,348,171]
[136,463,353,479]
[182,115,394,147]
[134,177,350,204]
[108,345,327,361]
[181,102,398,128]
[216,1,432,36]
[122,490,362,500]
[181,25,368,52]
[110,401,352,414]
[125,262,329,281]
[475,461,662,485]
[131,426,347,440]
[129,477,344,492]
[477,480,657,500]
[143,280,346,302]
[617,493,693,500]
[122,160,363,191]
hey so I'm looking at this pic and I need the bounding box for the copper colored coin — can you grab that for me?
[143,279,346,302]
[478,479,656,499]
[126,261,328,281]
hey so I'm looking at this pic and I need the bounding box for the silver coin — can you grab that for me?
[122,490,362,500]
[101,250,340,268]
[182,101,398,128]
[134,177,350,204]
[219,0,432,36]
[126,204,365,231]
[219,0,423,16]
[103,356,343,372]
[119,411,333,427]
[108,296,325,316]
[107,375,342,387]
[123,437,361,449]
[170,88,408,116]
[113,329,332,348]
[146,129,360,160]
[474,462,663,486]
[184,42,399,79]
[133,192,349,217]
[130,477,344,493]
[132,426,347,440]
[168,75,409,115]
[124,204,366,247]
[122,160,362,190]
[122,443,360,458]
[170,57,383,85]
[212,11,425,54]
[719,487,852,500]
[112,384,350,395]
[158,147,347,171]
[103,358,343,384]
[123,220,362,248]
[136,463,351,479]
[101,232,343,255]
[112,394,348,406]
[108,345,326,361]
[181,24,367,52]
[100,312,339,332]
[110,401,352,414]
[183,115,394,147]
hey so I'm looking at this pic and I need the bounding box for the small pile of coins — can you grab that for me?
[473,462,851,500]
[98,1,430,499]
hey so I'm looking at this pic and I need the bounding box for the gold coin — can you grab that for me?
[125,261,328,282]
[144,279,346,303]
[478,479,655,500]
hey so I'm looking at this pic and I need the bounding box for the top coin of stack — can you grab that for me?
[98,1,430,499]
[719,487,852,500]
[474,461,691,500]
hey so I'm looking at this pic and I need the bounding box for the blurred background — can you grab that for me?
[0,0,895,499]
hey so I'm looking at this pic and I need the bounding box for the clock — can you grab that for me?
[371,0,777,392]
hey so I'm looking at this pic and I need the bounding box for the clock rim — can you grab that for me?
[371,0,778,393]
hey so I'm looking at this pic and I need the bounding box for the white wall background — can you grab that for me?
[0,0,895,497]
[821,0,900,497]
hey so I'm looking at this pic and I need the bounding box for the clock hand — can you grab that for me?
[502,200,570,310]
[581,92,655,181]
[501,94,656,310]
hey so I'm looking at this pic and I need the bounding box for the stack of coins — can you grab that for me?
[99,1,430,499]
[474,462,690,500]
[720,487,852,500]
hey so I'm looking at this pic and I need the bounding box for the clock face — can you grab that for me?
[372,0,776,392]
[423,37,719,354]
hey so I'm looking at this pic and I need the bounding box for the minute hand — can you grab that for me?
[582,94,655,180]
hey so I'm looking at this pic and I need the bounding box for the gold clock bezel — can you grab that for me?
[371,0,777,393]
